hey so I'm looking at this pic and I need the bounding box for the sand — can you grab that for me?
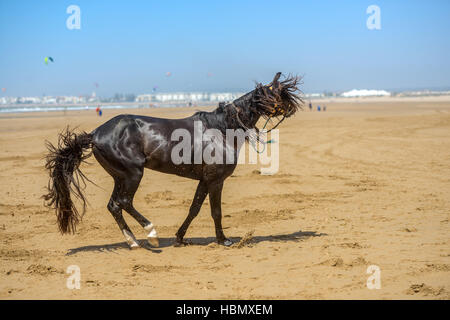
[0,99,449,299]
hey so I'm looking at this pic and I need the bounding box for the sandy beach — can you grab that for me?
[0,98,449,299]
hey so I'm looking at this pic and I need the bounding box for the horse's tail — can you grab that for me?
[43,127,94,234]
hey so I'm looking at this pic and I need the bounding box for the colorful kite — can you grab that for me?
[44,56,54,65]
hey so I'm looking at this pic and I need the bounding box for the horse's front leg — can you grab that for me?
[208,180,232,246]
[175,181,208,246]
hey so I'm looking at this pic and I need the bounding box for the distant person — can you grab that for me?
[309,102,312,111]
[317,105,321,112]
[323,105,327,111]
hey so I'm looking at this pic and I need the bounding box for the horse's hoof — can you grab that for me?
[148,236,159,248]
[145,223,159,247]
[123,229,139,250]
[174,241,185,247]
[174,240,191,247]
[221,239,233,247]
[129,243,140,250]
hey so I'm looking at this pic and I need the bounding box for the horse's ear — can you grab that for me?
[272,72,282,84]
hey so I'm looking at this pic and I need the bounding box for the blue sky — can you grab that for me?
[0,0,449,96]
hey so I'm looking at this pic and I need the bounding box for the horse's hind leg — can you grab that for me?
[115,167,160,247]
[94,147,145,249]
[107,179,139,250]
[175,181,208,246]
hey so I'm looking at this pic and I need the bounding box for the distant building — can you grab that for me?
[136,92,243,103]
[341,89,391,97]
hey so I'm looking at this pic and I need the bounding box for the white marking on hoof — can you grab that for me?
[130,242,140,250]
[144,223,159,247]
[122,229,139,249]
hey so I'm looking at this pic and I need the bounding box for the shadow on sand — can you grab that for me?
[66,229,326,256]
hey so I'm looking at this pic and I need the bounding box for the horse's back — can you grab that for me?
[90,113,237,182]
[90,114,187,171]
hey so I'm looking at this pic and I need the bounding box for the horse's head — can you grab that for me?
[252,72,303,119]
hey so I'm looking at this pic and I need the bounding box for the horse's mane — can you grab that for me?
[191,73,303,130]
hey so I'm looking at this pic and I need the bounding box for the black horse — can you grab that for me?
[43,72,302,249]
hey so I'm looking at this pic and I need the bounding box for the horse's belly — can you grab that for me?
[144,160,203,180]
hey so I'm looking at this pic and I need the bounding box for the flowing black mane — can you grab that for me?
[193,73,303,133]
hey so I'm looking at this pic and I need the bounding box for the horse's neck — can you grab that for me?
[196,99,261,132]
[227,100,260,130]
